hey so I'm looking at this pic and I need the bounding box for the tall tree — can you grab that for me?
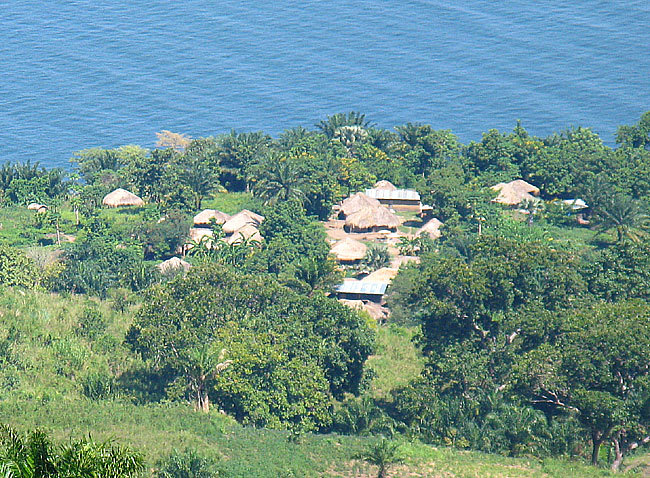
[252,154,307,205]
[316,112,372,139]
[592,193,649,243]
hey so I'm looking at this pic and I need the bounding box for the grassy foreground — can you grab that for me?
[0,288,644,477]
[0,399,633,478]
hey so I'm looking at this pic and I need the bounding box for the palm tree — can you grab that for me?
[253,155,307,206]
[397,236,420,256]
[181,345,232,413]
[592,194,650,243]
[294,257,342,296]
[357,439,404,478]
[316,112,372,139]
[0,425,143,477]
[519,198,543,227]
[361,244,391,272]
[333,125,368,157]
[183,160,218,210]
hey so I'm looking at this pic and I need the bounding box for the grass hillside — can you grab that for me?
[1,400,634,478]
[0,286,643,477]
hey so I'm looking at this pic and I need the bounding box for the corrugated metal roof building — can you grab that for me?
[335,281,389,303]
[364,188,421,211]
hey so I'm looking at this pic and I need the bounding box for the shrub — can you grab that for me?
[156,448,222,477]
[0,245,38,288]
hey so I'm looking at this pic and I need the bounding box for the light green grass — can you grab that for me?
[366,325,424,399]
[202,192,261,215]
[1,399,633,478]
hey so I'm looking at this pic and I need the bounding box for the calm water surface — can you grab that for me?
[1,1,649,168]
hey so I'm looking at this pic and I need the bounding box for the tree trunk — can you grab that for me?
[195,387,210,413]
[611,436,624,472]
[592,431,604,466]
[377,465,387,478]
[201,391,210,413]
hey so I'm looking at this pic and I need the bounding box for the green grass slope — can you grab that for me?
[0,287,641,477]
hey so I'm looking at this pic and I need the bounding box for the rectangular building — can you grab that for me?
[335,281,388,303]
[365,188,421,212]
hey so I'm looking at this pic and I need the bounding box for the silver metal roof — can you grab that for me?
[365,188,421,201]
[562,198,588,210]
[336,281,388,295]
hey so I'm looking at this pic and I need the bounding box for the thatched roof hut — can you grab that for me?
[338,299,389,322]
[157,257,191,274]
[193,209,231,227]
[102,188,144,208]
[339,192,382,218]
[373,180,397,191]
[417,218,444,239]
[188,227,214,243]
[508,179,540,195]
[226,224,263,245]
[331,237,367,262]
[362,267,399,283]
[345,206,402,232]
[491,180,540,206]
[27,203,47,211]
[222,210,264,234]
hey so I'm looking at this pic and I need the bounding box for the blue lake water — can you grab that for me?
[1,1,649,168]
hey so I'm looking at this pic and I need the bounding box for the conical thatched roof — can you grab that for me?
[222,210,264,234]
[508,179,540,196]
[339,192,382,217]
[373,180,397,191]
[226,224,263,245]
[193,209,231,227]
[417,218,444,239]
[345,206,402,232]
[102,188,144,207]
[157,257,191,274]
[491,180,540,206]
[331,237,367,262]
[362,267,399,283]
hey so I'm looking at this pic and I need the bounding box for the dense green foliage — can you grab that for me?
[127,265,374,431]
[2,111,650,473]
[0,425,144,477]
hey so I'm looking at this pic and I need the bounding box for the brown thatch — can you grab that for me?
[345,206,402,232]
[193,209,231,227]
[508,179,540,196]
[338,299,389,322]
[188,227,214,243]
[157,256,191,274]
[491,180,540,206]
[102,188,144,207]
[339,192,382,218]
[222,210,264,234]
[331,237,367,262]
[417,218,444,239]
[362,267,399,283]
[373,180,397,191]
[27,203,47,211]
[226,224,263,245]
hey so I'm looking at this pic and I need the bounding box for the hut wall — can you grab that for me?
[344,224,398,233]
[336,291,384,303]
[375,198,421,211]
